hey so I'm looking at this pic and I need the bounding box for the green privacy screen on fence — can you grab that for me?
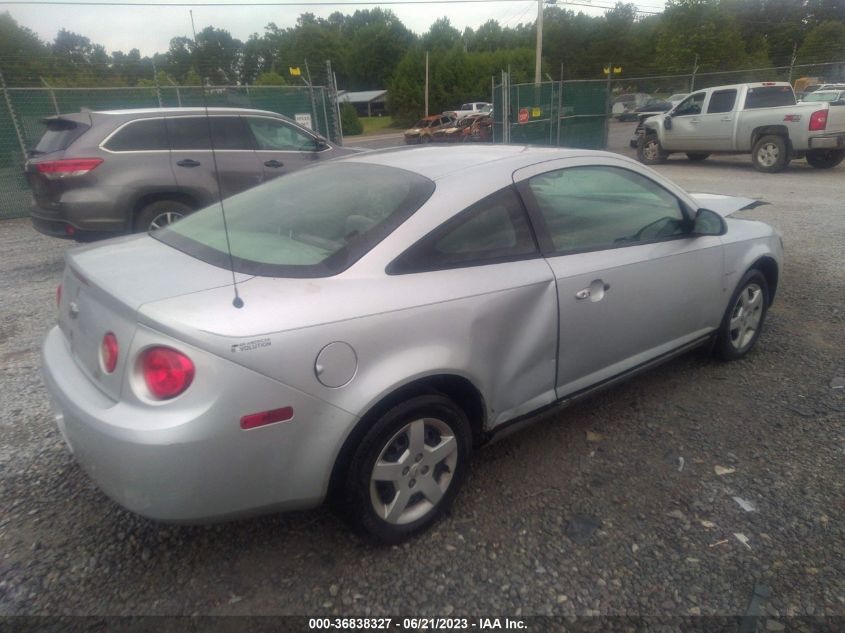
[0,85,338,220]
[493,78,608,151]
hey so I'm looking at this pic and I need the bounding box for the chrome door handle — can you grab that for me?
[576,280,610,302]
[176,159,201,167]
[721,117,732,121]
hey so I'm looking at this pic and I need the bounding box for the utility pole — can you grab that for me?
[690,53,700,92]
[424,50,429,117]
[787,43,798,84]
[534,0,544,84]
[304,58,318,133]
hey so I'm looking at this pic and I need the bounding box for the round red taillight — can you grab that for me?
[141,347,195,400]
[101,332,118,374]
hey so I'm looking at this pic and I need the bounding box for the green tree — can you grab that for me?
[797,20,845,65]
[193,26,243,85]
[0,12,51,86]
[253,70,287,85]
[340,102,363,134]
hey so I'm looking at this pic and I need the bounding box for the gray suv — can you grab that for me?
[25,107,356,240]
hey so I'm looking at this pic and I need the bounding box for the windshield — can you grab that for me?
[668,94,687,102]
[154,162,435,277]
[802,91,841,102]
[33,119,89,155]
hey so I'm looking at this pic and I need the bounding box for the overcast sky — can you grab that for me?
[2,0,660,57]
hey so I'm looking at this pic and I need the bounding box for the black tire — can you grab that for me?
[715,269,769,361]
[342,393,472,544]
[637,134,668,165]
[135,200,192,233]
[805,149,845,169]
[686,153,710,162]
[751,135,790,173]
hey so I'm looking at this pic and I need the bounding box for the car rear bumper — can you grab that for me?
[31,198,127,237]
[41,325,357,523]
[809,134,845,149]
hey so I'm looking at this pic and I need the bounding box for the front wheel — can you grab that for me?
[637,134,668,165]
[342,394,472,543]
[751,135,790,173]
[135,200,192,233]
[715,269,769,361]
[686,153,710,162]
[805,149,845,169]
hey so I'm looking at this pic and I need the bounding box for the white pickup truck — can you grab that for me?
[444,102,492,120]
[636,82,845,172]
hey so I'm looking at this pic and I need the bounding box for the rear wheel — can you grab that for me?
[751,135,790,173]
[805,149,845,169]
[135,200,192,233]
[637,134,668,165]
[686,153,710,162]
[342,394,471,543]
[715,269,769,361]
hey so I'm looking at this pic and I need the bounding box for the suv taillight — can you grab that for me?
[141,347,195,400]
[809,110,828,132]
[35,158,103,180]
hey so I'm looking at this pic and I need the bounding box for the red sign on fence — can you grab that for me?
[518,108,529,124]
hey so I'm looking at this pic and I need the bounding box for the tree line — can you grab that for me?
[1,0,844,124]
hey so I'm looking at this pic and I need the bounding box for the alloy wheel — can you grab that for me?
[728,283,764,350]
[756,143,780,168]
[369,417,458,525]
[148,210,185,230]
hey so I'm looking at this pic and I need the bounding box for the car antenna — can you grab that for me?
[190,10,244,309]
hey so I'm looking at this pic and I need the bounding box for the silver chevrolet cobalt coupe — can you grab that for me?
[43,146,783,542]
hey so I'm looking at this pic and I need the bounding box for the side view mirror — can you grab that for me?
[692,208,726,236]
[664,115,673,130]
[314,136,329,151]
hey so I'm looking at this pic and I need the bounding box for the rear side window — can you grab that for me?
[388,187,537,274]
[103,118,169,151]
[745,86,796,109]
[707,90,737,114]
[33,119,89,155]
[167,116,252,150]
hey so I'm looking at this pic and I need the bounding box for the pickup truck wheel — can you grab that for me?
[752,135,790,173]
[135,200,192,232]
[805,149,845,169]
[686,153,710,162]
[637,135,668,165]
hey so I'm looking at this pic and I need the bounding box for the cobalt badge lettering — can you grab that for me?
[307,617,527,630]
[230,337,272,353]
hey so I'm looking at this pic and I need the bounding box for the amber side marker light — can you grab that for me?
[240,407,294,430]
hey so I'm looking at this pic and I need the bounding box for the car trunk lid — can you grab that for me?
[58,234,253,400]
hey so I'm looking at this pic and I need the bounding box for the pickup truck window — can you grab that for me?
[707,90,737,114]
[674,93,705,116]
[745,86,796,109]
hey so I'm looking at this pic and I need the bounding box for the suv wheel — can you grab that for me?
[136,200,192,232]
[342,394,471,543]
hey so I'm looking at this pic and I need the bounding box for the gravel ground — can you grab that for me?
[1,127,844,621]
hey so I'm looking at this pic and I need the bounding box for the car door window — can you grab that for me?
[166,116,252,150]
[674,92,705,116]
[707,90,737,114]
[103,118,169,151]
[247,117,316,151]
[389,187,537,274]
[526,165,688,254]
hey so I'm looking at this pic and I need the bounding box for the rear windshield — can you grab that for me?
[32,119,90,155]
[744,86,796,109]
[154,162,435,278]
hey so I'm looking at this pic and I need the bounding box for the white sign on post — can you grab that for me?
[295,113,313,130]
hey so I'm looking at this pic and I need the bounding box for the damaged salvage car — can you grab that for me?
[42,146,783,543]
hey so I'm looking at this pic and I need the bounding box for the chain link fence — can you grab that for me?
[0,81,340,220]
[493,76,608,150]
